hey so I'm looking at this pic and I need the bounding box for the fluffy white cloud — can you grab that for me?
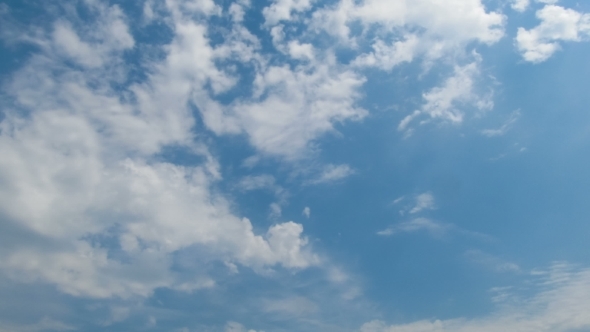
[263,0,314,25]
[511,0,530,12]
[313,0,504,63]
[360,263,590,332]
[0,0,319,299]
[516,5,590,63]
[229,65,367,158]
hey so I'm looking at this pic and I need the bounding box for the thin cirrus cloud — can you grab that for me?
[481,110,521,137]
[360,263,590,332]
[398,59,494,135]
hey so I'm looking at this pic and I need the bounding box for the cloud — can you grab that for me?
[360,262,590,332]
[0,0,319,299]
[229,65,367,159]
[481,110,520,137]
[237,175,277,191]
[302,207,311,218]
[464,250,521,273]
[263,0,313,25]
[269,203,283,219]
[516,5,590,63]
[377,218,491,242]
[377,218,450,238]
[398,59,493,134]
[409,192,436,214]
[310,164,355,184]
[511,0,530,12]
[353,35,420,71]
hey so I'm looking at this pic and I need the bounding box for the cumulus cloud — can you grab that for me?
[511,0,530,12]
[464,250,521,273]
[263,0,314,25]
[237,175,277,191]
[0,0,319,300]
[360,263,590,332]
[516,5,590,63]
[229,66,367,158]
[313,0,504,60]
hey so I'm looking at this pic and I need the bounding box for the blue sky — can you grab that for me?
[1,0,590,331]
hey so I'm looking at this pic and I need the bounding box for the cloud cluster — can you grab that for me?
[307,0,504,80]
[0,0,319,299]
[517,5,590,62]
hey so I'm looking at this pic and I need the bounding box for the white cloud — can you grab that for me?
[313,0,504,62]
[481,110,520,137]
[269,202,283,219]
[511,0,530,12]
[409,192,436,214]
[237,175,277,191]
[0,0,319,299]
[353,35,419,71]
[360,263,590,332]
[377,218,450,238]
[302,207,311,218]
[263,0,314,25]
[311,164,355,184]
[229,65,367,159]
[464,250,521,273]
[516,5,590,63]
[398,60,492,133]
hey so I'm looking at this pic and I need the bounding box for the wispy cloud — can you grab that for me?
[302,206,311,218]
[409,192,436,214]
[360,262,590,332]
[481,110,520,137]
[378,218,492,242]
[310,164,355,184]
[377,218,450,238]
[464,250,521,273]
[516,5,590,63]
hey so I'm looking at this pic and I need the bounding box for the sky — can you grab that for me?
[1,0,590,331]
